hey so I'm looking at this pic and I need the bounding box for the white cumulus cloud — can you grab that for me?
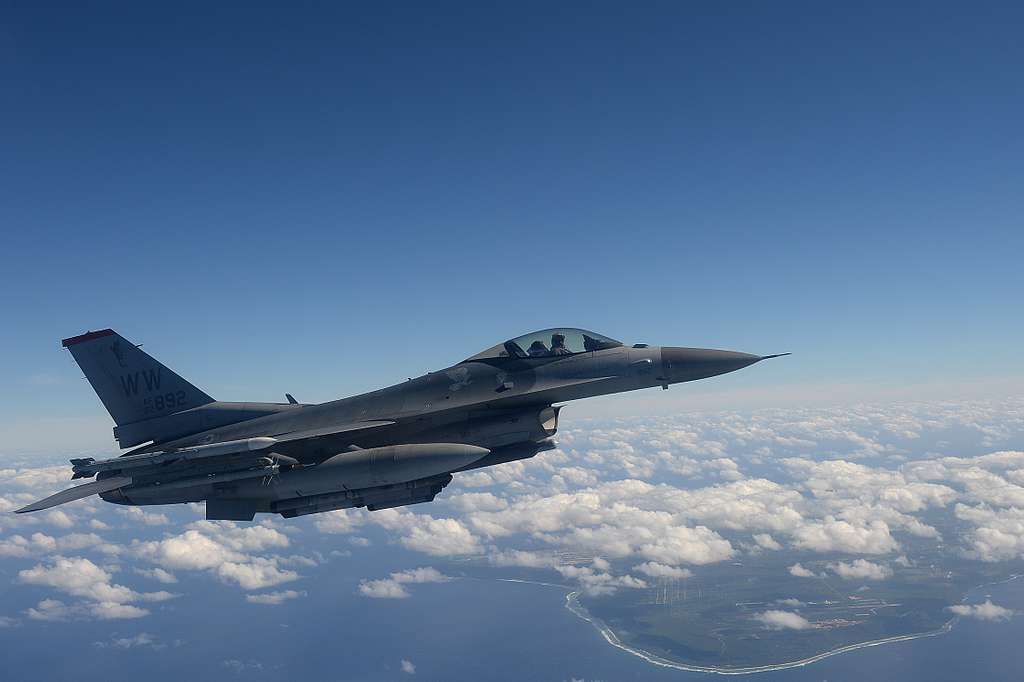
[788,563,816,578]
[754,610,812,630]
[949,600,1015,621]
[632,562,694,579]
[358,567,449,599]
[827,559,893,581]
[245,590,307,605]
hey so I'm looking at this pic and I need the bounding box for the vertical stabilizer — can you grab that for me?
[62,329,215,430]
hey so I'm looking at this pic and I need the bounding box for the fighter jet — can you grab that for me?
[17,328,787,521]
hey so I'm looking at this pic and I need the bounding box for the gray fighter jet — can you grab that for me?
[18,328,787,521]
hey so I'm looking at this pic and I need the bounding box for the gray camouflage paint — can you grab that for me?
[22,328,782,521]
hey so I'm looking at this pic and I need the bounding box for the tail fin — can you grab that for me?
[62,329,215,436]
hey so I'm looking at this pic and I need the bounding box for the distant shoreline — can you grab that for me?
[564,590,953,675]
[494,574,1021,675]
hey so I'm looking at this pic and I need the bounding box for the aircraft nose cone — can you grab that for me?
[661,347,762,383]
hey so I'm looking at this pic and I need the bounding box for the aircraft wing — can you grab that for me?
[271,420,396,443]
[15,476,132,513]
[15,421,399,514]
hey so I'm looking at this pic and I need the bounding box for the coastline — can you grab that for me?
[564,590,953,675]
[487,573,1022,675]
[563,572,1023,675]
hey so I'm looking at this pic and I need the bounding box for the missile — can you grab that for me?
[71,437,279,477]
[126,465,280,495]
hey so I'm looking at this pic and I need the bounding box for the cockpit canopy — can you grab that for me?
[464,328,623,362]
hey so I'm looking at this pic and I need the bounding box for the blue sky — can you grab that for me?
[2,2,1021,450]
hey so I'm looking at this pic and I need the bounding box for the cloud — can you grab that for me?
[754,610,812,630]
[25,599,73,621]
[4,397,1024,630]
[457,480,737,566]
[827,559,893,581]
[279,553,320,568]
[788,563,815,578]
[24,597,149,622]
[93,633,163,649]
[0,532,121,559]
[0,465,75,492]
[358,567,449,599]
[20,557,138,602]
[44,510,75,529]
[792,518,899,555]
[92,603,151,619]
[134,567,178,584]
[949,600,1015,621]
[313,509,365,534]
[119,507,170,526]
[632,562,693,579]
[132,531,244,570]
[446,492,508,512]
[776,598,806,607]
[554,565,647,596]
[372,510,482,556]
[359,580,410,599]
[216,558,299,590]
[400,659,416,674]
[752,533,782,551]
[131,521,297,590]
[17,556,172,619]
[187,521,290,552]
[486,549,557,568]
[245,590,307,605]
[955,505,1024,562]
[782,458,957,514]
[222,659,262,674]
[636,525,735,566]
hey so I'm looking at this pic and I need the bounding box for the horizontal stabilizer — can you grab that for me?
[15,476,132,514]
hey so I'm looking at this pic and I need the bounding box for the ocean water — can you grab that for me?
[3,561,1021,681]
[382,575,1024,682]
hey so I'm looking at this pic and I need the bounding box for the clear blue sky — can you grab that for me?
[2,2,1021,449]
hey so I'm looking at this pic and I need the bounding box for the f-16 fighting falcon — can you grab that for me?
[18,329,788,521]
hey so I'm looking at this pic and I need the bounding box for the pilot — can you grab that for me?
[527,340,550,357]
[550,333,572,355]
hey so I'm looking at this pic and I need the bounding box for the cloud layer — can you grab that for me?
[1,397,1023,619]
